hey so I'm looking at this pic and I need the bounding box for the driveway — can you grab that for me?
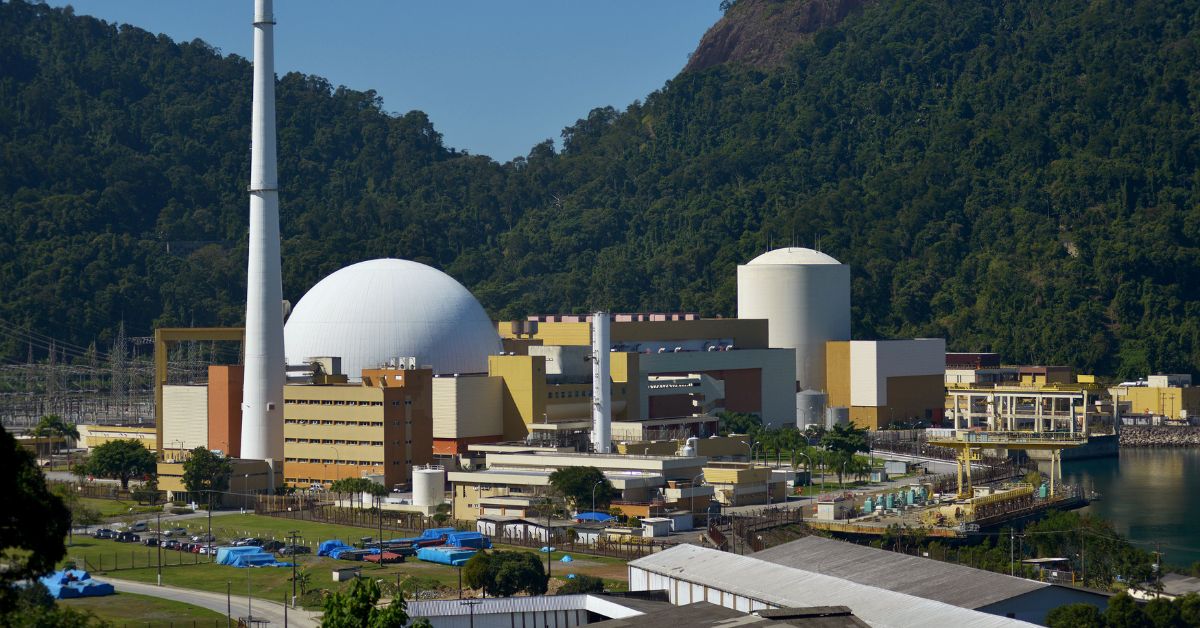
[105,576,322,627]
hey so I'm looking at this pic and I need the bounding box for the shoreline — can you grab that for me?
[1119,426,1200,448]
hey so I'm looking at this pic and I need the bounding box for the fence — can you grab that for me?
[72,545,207,573]
[108,622,224,628]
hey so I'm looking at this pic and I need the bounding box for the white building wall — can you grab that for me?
[638,349,796,428]
[162,385,209,451]
[432,376,503,439]
[849,339,946,407]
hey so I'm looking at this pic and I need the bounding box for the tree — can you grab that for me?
[181,447,232,509]
[718,411,762,438]
[460,551,547,598]
[1103,593,1148,628]
[548,467,615,514]
[329,477,386,510]
[0,428,71,613]
[32,415,78,467]
[321,576,416,628]
[1143,597,1182,628]
[83,439,155,490]
[1046,603,1104,628]
[820,424,869,484]
[557,574,605,595]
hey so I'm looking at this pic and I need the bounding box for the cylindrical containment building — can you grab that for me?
[412,465,445,508]
[737,248,850,393]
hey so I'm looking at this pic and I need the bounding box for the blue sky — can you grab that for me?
[50,1,723,161]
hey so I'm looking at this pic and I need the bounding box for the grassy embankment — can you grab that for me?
[60,591,226,626]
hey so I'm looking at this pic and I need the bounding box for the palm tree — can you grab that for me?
[33,415,80,469]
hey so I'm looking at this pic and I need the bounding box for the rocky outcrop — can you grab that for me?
[1120,426,1200,447]
[685,0,875,73]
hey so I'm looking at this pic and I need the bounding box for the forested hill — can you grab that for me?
[1,0,1199,378]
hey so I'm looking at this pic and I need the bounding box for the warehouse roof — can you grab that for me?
[628,545,1034,628]
[591,601,869,627]
[752,536,1046,609]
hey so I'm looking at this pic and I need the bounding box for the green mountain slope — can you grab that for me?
[1,0,1198,378]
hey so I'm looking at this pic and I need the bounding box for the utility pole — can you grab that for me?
[156,511,163,586]
[207,489,214,562]
[226,580,232,628]
[288,530,299,607]
[1009,528,1014,577]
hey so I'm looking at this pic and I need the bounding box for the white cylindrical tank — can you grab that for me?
[796,390,828,429]
[412,465,445,507]
[680,437,699,457]
[737,248,850,392]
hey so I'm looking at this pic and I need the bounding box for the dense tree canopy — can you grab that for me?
[461,550,548,598]
[82,439,155,490]
[2,0,1200,378]
[0,428,70,612]
[180,446,232,507]
[548,466,616,513]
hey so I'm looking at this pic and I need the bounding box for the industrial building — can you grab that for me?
[752,537,1109,624]
[446,446,710,521]
[1111,374,1200,424]
[824,339,946,430]
[627,544,1033,627]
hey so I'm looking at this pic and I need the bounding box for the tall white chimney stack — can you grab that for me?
[241,0,285,463]
[591,312,611,454]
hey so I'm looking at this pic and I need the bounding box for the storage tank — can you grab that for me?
[737,248,850,392]
[796,390,828,429]
[412,465,445,508]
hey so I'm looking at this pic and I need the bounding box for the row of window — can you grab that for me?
[284,457,381,465]
[284,438,386,446]
[285,419,384,427]
[547,387,627,399]
[287,399,386,406]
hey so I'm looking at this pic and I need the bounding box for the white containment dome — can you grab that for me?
[737,248,850,392]
[284,258,502,378]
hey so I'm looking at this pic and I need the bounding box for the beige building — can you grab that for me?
[447,447,707,521]
[78,425,157,451]
[282,366,434,490]
[1113,374,1200,422]
[703,462,787,506]
[826,339,946,430]
[157,456,277,507]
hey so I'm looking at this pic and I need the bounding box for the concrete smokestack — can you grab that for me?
[241,0,285,463]
[591,312,611,454]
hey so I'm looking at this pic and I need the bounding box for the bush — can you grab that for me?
[168,507,193,515]
[557,575,605,595]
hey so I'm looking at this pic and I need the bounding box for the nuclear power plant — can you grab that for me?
[152,1,948,507]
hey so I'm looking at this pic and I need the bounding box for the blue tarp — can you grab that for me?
[560,555,573,563]
[416,546,476,567]
[318,540,352,557]
[39,570,114,599]
[575,512,615,522]
[385,527,458,547]
[445,531,492,549]
[229,552,283,568]
[216,546,262,565]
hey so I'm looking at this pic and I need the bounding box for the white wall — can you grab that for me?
[432,375,503,439]
[849,339,945,406]
[162,384,208,450]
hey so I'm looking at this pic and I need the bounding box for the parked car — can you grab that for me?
[142,537,159,547]
[278,545,312,556]
[93,529,115,539]
[163,540,181,550]
[261,540,285,552]
[115,532,140,543]
[190,544,203,553]
[191,534,215,543]
[232,537,261,547]
[128,522,149,533]
[164,527,188,537]
[179,542,195,552]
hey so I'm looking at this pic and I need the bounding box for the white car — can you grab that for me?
[128,522,149,533]
[164,527,188,537]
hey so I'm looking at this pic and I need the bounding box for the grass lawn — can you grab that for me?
[79,497,162,519]
[60,591,227,626]
[64,514,631,608]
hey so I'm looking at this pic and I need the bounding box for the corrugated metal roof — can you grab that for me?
[407,593,589,617]
[752,536,1045,609]
[628,545,1034,628]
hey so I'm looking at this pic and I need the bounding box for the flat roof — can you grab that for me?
[751,536,1046,609]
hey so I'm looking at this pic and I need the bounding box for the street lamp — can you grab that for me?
[288,530,300,607]
[591,480,604,518]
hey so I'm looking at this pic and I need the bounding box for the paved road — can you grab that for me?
[106,576,322,627]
